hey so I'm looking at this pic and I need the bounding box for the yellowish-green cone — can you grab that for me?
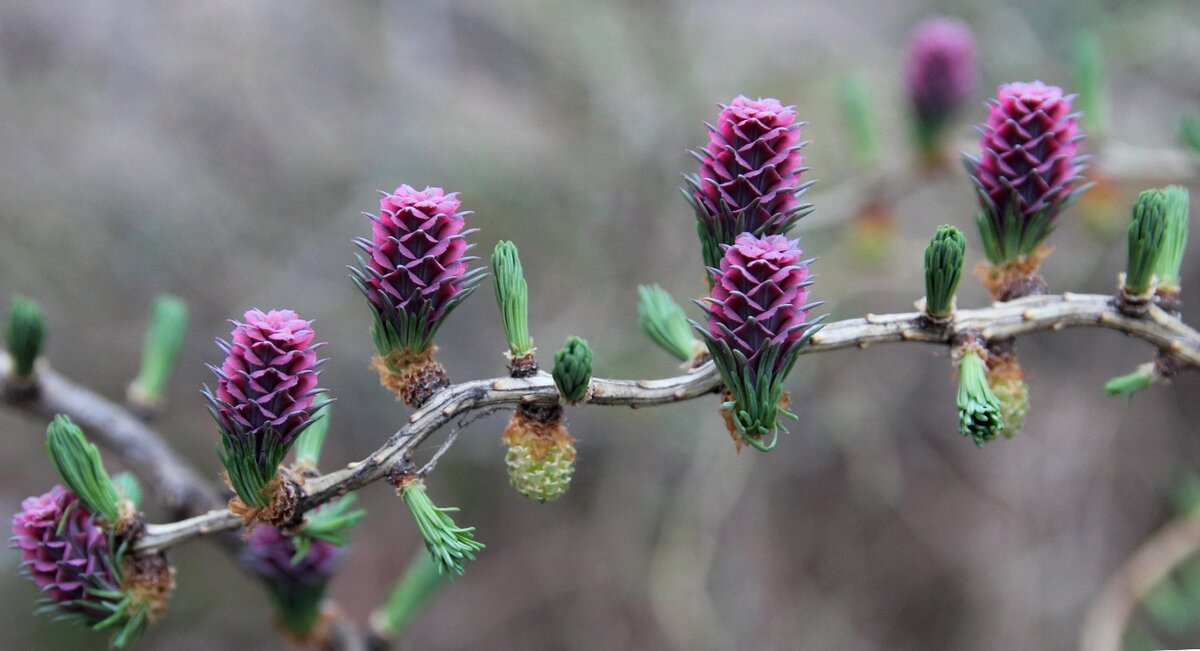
[503,406,576,502]
[987,353,1029,437]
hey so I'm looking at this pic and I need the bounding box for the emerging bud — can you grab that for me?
[905,17,978,155]
[5,295,44,383]
[503,404,576,502]
[241,526,342,641]
[1118,189,1170,313]
[552,336,593,404]
[923,225,966,320]
[637,284,699,363]
[953,336,1004,446]
[12,486,171,647]
[685,97,812,276]
[45,415,124,528]
[492,241,534,361]
[966,82,1088,293]
[396,478,484,576]
[204,309,328,511]
[351,185,484,406]
[128,295,188,412]
[695,234,822,451]
[1153,186,1190,305]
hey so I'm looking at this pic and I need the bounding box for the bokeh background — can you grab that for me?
[1,0,1199,649]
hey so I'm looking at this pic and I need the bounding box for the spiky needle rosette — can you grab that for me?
[695,233,822,452]
[351,185,484,406]
[924,225,966,320]
[397,479,484,576]
[1154,186,1190,305]
[241,525,343,641]
[1119,189,1170,312]
[905,16,978,154]
[45,415,124,527]
[12,486,171,648]
[965,82,1088,298]
[637,284,698,363]
[953,336,1004,446]
[204,309,328,512]
[491,240,534,367]
[685,96,812,276]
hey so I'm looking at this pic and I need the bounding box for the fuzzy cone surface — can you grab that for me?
[11,485,122,621]
[905,16,978,127]
[967,81,1086,263]
[352,185,482,356]
[688,97,809,270]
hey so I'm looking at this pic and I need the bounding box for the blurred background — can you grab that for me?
[1,0,1199,649]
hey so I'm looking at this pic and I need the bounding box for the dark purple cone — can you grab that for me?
[241,526,341,636]
[11,485,121,621]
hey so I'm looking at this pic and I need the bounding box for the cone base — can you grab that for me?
[372,347,450,408]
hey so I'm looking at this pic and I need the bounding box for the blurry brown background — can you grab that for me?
[1,0,1198,649]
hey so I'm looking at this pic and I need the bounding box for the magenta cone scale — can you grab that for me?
[905,17,977,136]
[351,185,484,356]
[696,234,821,451]
[241,526,342,636]
[11,486,121,621]
[204,309,327,508]
[686,97,812,273]
[966,82,1088,264]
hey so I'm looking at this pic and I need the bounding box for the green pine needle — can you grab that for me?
[112,472,143,509]
[1071,31,1111,138]
[292,405,331,470]
[45,415,122,524]
[956,351,1005,446]
[1126,189,1170,295]
[131,295,188,404]
[301,493,365,549]
[491,241,533,357]
[372,551,446,639]
[219,433,287,509]
[401,482,484,577]
[841,72,881,167]
[637,285,697,362]
[924,225,966,318]
[553,336,593,402]
[5,295,45,379]
[1153,186,1190,291]
[1104,363,1159,396]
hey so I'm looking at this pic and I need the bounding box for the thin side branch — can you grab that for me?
[131,293,1200,555]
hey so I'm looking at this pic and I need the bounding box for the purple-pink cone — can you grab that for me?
[11,485,121,621]
[706,233,813,375]
[967,81,1087,264]
[905,17,978,128]
[209,309,324,454]
[688,97,810,271]
[352,185,483,355]
[241,526,341,590]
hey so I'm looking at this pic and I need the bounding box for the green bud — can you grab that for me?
[923,225,966,318]
[130,295,188,406]
[491,241,532,357]
[553,336,592,403]
[637,285,696,362]
[1153,186,1189,292]
[1072,31,1110,139]
[292,404,331,470]
[1181,112,1200,153]
[112,471,143,509]
[371,552,446,639]
[1125,189,1170,295]
[841,72,881,168]
[1104,363,1158,396]
[956,350,1004,446]
[45,415,122,524]
[5,296,45,380]
[400,481,484,576]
